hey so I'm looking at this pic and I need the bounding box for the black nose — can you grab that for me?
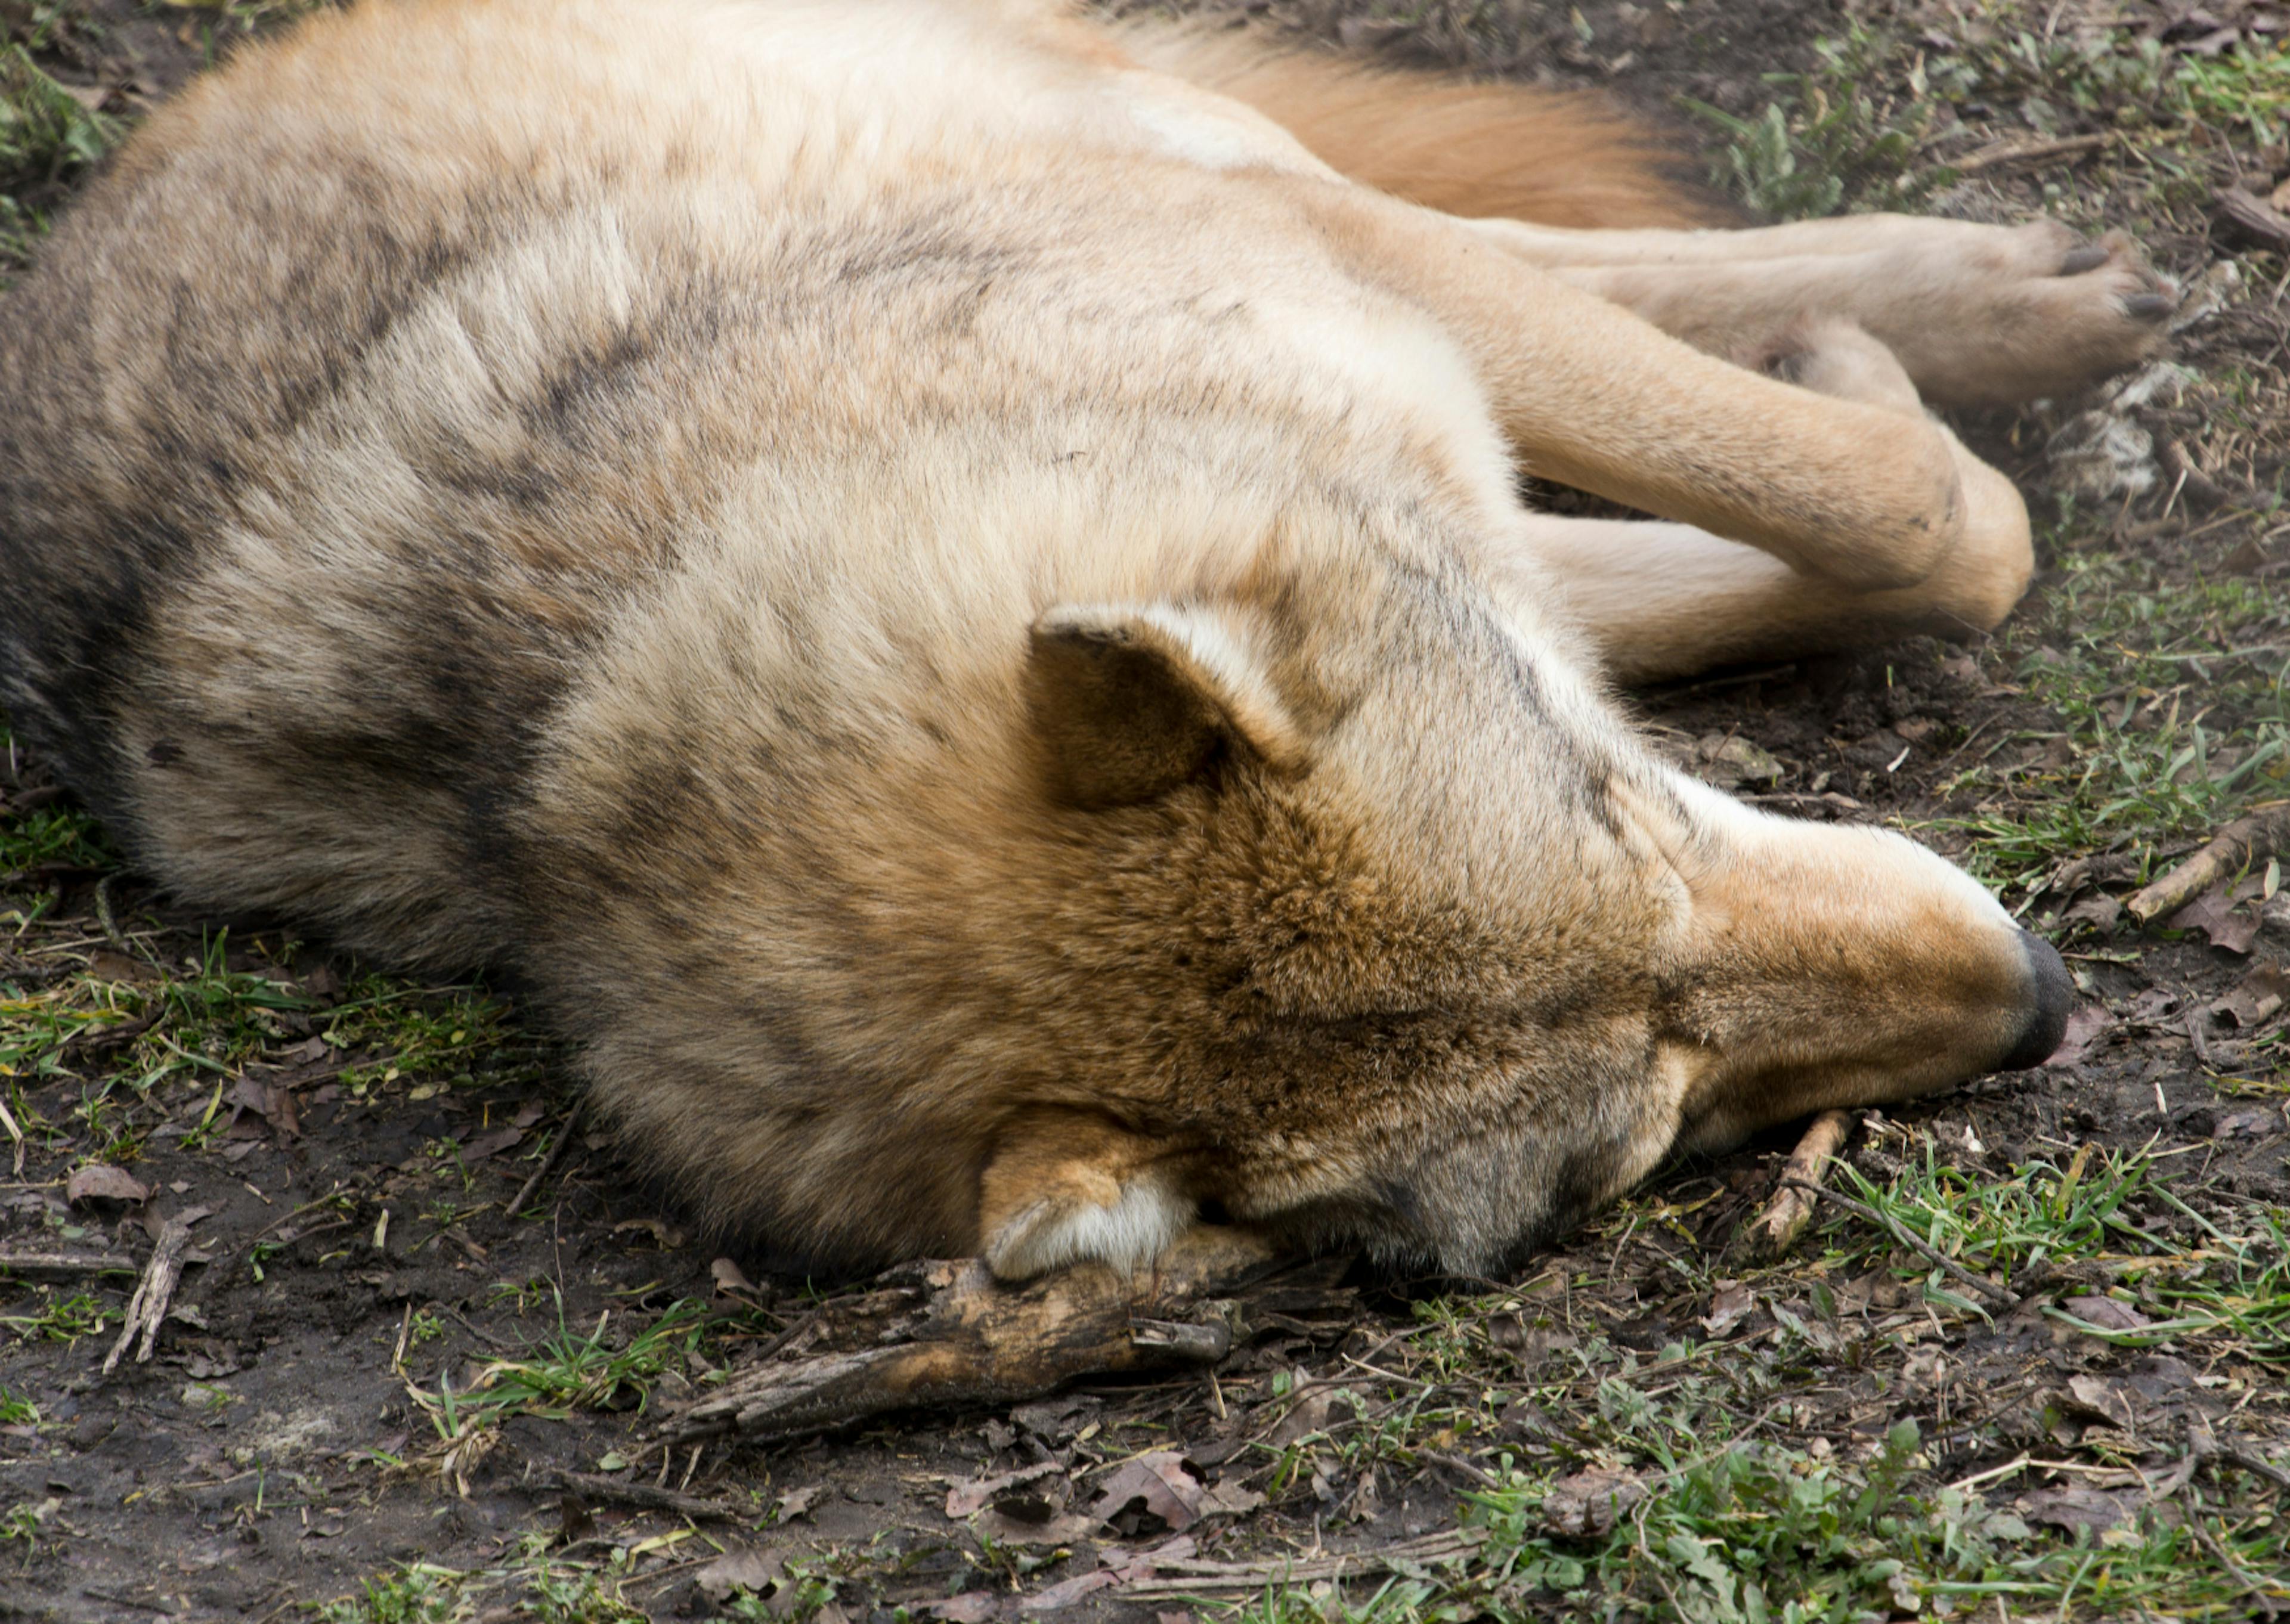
[1997,929,2074,1071]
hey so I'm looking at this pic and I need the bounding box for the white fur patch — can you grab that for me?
[985,1176,1190,1279]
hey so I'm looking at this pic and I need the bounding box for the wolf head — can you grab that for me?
[943,549,2066,1279]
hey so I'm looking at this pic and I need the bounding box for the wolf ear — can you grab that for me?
[1026,604,1304,808]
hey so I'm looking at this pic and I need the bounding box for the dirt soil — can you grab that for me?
[5,1,2290,1620]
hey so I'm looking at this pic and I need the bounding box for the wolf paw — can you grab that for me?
[1858,219,2177,408]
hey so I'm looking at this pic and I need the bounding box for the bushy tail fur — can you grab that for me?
[1119,23,1718,230]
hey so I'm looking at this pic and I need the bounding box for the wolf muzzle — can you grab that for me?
[1996,929,2073,1072]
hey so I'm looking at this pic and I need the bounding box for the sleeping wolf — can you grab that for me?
[0,0,2163,1279]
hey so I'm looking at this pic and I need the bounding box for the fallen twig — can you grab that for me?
[2179,1486,2286,1619]
[1779,1178,2021,1309]
[504,1101,583,1220]
[1123,1529,1484,1598]
[1754,1110,1852,1259]
[1951,132,2111,173]
[61,1009,159,1061]
[101,1208,210,1376]
[2219,185,2290,253]
[2212,1445,2290,1492]
[0,1249,141,1280]
[0,1093,20,1177]
[663,1228,1301,1445]
[2126,802,2290,923]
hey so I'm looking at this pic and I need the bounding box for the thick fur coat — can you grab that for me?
[1,0,2149,1276]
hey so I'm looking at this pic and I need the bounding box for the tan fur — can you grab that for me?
[1113,23,1717,227]
[0,0,2157,1279]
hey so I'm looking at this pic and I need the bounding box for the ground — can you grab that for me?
[3,0,2290,1619]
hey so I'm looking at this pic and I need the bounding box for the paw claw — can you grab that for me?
[2059,243,2110,275]
[2122,291,2174,321]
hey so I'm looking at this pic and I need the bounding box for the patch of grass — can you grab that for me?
[3,729,535,1166]
[0,1289,108,1344]
[1834,1139,2174,1287]
[0,41,114,271]
[402,1295,719,1474]
[1684,26,1940,218]
[1242,1403,2284,1622]
[1690,20,2290,221]
[321,1566,463,1624]
[0,1384,34,1425]
[0,925,317,1161]
[0,1499,44,1561]
[324,1548,654,1623]
[1221,1129,2290,1622]
[1929,532,2290,891]
[319,975,530,1101]
[0,800,111,879]
[1815,1143,2290,1358]
[1929,26,2290,150]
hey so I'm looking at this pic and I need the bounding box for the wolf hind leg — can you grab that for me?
[1472,215,2173,407]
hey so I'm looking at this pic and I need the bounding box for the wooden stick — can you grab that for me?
[1755,1109,1853,1260]
[2126,801,2290,923]
[1951,132,2111,174]
[1780,1179,2020,1309]
[503,1101,582,1220]
[662,1228,1291,1445]
[0,1249,141,1280]
[0,1094,21,1177]
[101,1210,207,1375]
[1124,1530,1484,1598]
[2218,186,2290,253]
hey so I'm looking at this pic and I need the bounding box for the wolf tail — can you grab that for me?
[1117,23,1718,230]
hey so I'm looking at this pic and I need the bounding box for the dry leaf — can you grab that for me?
[461,1127,523,1162]
[227,1076,299,1138]
[695,1549,784,1606]
[66,1164,148,1207]
[1701,1281,1756,1337]
[1543,1469,1649,1538]
[86,949,159,985]
[1093,1452,1205,1533]
[1694,732,1783,788]
[2213,961,2290,1027]
[946,1462,1060,1520]
[1198,1480,1264,1518]
[975,1507,1098,1546]
[2062,1295,2152,1332]
[2211,1107,2282,1140]
[2018,1486,2130,1533]
[2048,1004,2115,1068]
[609,1216,688,1249]
[711,1256,757,1296]
[2066,1375,2139,1430]
[1267,1387,1338,1448]
[2060,892,2122,931]
[774,1484,823,1521]
[2167,878,2264,954]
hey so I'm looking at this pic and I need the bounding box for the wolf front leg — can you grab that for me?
[1483,319,2034,683]
[1285,182,2017,594]
[1496,510,2022,686]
